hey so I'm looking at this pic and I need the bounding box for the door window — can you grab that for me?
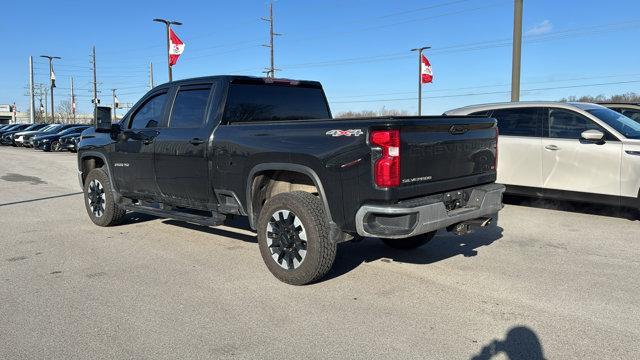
[621,109,640,123]
[547,108,601,139]
[169,87,211,128]
[129,93,167,129]
[490,108,541,137]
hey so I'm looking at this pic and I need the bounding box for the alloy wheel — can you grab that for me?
[266,210,307,270]
[87,179,106,218]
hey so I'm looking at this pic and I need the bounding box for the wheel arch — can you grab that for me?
[78,152,114,191]
[246,163,332,230]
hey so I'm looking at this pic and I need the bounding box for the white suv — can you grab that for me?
[445,102,640,209]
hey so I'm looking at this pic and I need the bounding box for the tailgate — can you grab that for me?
[399,118,497,186]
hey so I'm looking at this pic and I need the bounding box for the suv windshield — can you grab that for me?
[587,108,640,139]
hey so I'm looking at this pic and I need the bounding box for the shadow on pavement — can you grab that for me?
[504,195,639,221]
[323,222,503,282]
[120,212,159,225]
[162,216,257,244]
[157,214,502,281]
[0,191,83,207]
[469,326,545,360]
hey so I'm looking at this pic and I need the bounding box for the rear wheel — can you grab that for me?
[83,167,126,227]
[380,231,437,250]
[257,191,336,285]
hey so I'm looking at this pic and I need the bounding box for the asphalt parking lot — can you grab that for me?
[1,147,639,359]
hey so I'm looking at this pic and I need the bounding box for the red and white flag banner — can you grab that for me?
[421,54,433,84]
[169,28,185,66]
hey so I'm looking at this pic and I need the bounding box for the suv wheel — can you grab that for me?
[257,191,337,285]
[380,231,437,250]
[83,167,126,227]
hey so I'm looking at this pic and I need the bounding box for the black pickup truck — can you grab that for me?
[78,75,504,285]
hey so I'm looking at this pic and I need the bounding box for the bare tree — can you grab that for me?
[336,106,410,118]
[55,100,75,123]
[560,92,640,103]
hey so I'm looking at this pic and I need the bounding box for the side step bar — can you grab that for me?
[121,204,226,227]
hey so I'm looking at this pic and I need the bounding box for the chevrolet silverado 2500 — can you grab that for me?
[78,76,505,285]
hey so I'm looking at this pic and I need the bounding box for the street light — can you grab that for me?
[40,55,61,122]
[153,18,182,82]
[410,46,430,116]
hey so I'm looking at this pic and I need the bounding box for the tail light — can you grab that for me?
[370,129,400,187]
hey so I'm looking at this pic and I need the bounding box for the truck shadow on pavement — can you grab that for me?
[158,215,503,281]
[469,325,545,360]
[162,217,258,243]
[324,224,504,282]
[504,195,639,221]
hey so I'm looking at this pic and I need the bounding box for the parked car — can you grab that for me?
[78,75,504,285]
[1,123,49,146]
[445,102,640,210]
[0,124,30,137]
[12,124,54,146]
[35,126,90,152]
[598,103,640,124]
[59,133,82,152]
[29,124,79,148]
[22,124,64,147]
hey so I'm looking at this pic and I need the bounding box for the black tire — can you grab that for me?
[51,141,62,152]
[257,191,337,285]
[381,231,437,250]
[83,167,126,227]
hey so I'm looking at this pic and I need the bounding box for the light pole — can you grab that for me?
[511,0,523,101]
[410,46,430,116]
[40,55,61,122]
[153,18,182,82]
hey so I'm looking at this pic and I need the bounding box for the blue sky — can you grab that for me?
[3,0,640,116]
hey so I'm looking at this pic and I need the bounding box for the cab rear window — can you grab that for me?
[223,84,330,123]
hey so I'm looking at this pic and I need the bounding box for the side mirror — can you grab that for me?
[581,129,604,142]
[94,106,112,132]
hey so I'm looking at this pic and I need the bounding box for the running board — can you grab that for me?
[121,204,226,227]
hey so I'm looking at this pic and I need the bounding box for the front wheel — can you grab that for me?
[83,167,126,227]
[380,231,437,250]
[52,141,62,152]
[257,191,337,285]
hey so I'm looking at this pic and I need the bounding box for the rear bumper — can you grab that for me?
[355,183,505,238]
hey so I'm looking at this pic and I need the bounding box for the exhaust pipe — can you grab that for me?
[447,217,493,236]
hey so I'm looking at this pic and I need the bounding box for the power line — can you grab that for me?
[276,20,640,70]
[330,79,640,104]
[331,72,640,99]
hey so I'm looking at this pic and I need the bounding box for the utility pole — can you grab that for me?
[153,18,182,82]
[111,89,118,121]
[511,0,523,101]
[149,62,155,89]
[90,46,99,124]
[261,0,281,78]
[70,77,76,122]
[40,55,61,122]
[42,86,49,122]
[410,46,430,116]
[28,56,35,124]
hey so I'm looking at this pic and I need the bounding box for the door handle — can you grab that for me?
[545,144,560,151]
[189,138,205,145]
